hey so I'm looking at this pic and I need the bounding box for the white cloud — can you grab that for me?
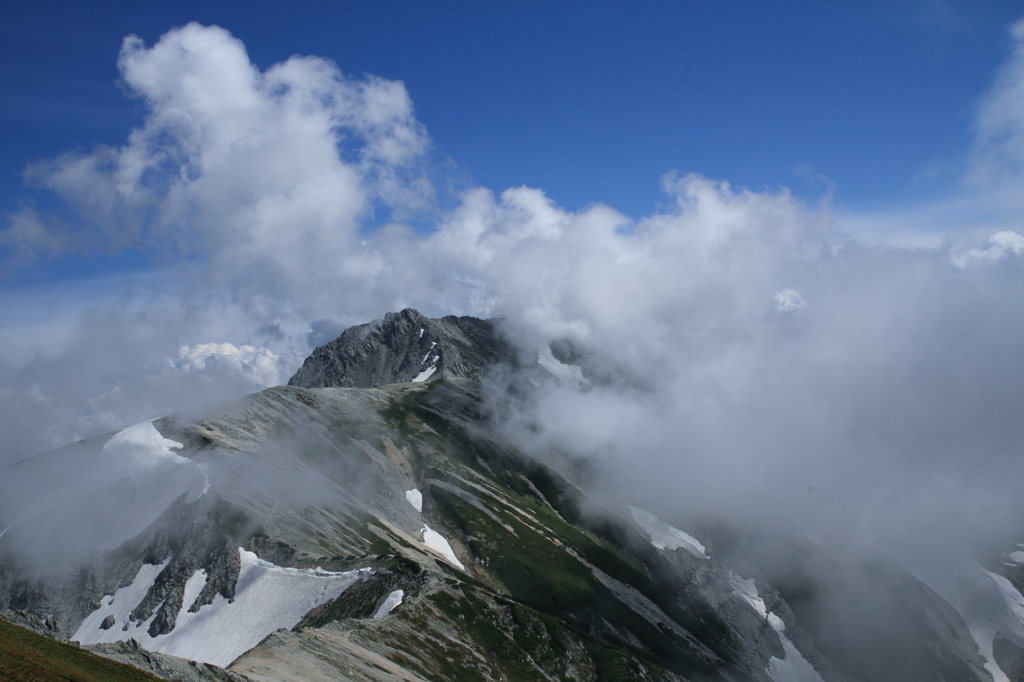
[774,289,806,311]
[24,23,431,303]
[167,343,283,388]
[4,19,1024,582]
[970,19,1024,186]
[952,230,1024,267]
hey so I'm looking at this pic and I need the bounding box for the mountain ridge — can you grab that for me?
[0,310,1013,682]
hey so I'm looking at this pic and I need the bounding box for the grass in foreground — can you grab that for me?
[0,619,163,682]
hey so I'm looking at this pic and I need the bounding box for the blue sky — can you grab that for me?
[3,1,1024,464]
[4,0,1023,224]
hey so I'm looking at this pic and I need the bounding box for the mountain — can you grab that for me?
[0,309,1018,682]
[288,308,519,389]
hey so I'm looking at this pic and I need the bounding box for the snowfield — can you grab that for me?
[537,345,586,388]
[768,636,826,682]
[405,488,423,512]
[413,363,437,382]
[910,560,1024,682]
[421,524,464,569]
[728,572,823,682]
[374,589,404,618]
[95,421,209,550]
[74,548,369,667]
[0,421,207,551]
[414,342,438,382]
[628,506,708,558]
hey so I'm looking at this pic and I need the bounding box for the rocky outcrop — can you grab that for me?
[288,308,518,388]
[88,639,253,682]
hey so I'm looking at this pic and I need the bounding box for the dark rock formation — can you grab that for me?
[129,500,245,638]
[87,638,253,682]
[288,308,517,389]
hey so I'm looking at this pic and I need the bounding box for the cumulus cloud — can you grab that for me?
[951,229,1024,266]
[167,343,282,388]
[18,23,431,304]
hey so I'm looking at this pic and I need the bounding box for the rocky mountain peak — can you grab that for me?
[288,308,518,389]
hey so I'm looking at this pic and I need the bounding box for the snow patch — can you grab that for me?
[374,589,404,618]
[413,363,437,382]
[911,561,1024,682]
[768,634,826,682]
[1010,551,1024,564]
[729,573,769,619]
[73,559,169,639]
[0,421,208,550]
[95,422,209,550]
[628,506,707,558]
[418,328,424,338]
[537,345,586,388]
[405,489,423,512]
[727,572,822,682]
[74,548,368,667]
[964,569,1024,682]
[421,524,464,569]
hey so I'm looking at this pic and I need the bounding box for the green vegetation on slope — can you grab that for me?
[0,619,163,682]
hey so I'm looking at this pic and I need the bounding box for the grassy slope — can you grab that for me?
[0,619,163,682]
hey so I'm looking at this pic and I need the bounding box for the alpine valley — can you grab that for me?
[3,309,1024,682]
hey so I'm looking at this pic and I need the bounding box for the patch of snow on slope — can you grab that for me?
[75,548,368,667]
[729,573,770,619]
[965,569,1024,682]
[95,422,209,550]
[910,561,1024,682]
[374,589,404,618]
[1010,551,1024,564]
[413,364,437,382]
[628,506,708,558]
[419,328,424,338]
[405,489,423,512]
[768,636,826,682]
[421,524,464,569]
[727,572,821,682]
[537,345,586,388]
[73,560,169,639]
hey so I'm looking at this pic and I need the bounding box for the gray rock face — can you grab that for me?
[288,308,518,389]
[88,639,253,682]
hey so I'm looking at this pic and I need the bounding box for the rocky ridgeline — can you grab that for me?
[288,308,518,389]
[0,309,1006,682]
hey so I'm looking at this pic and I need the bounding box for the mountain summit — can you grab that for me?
[288,308,518,389]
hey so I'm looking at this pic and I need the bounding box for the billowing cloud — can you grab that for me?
[952,229,1024,266]
[3,18,1024,587]
[167,342,282,388]
[18,23,431,304]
